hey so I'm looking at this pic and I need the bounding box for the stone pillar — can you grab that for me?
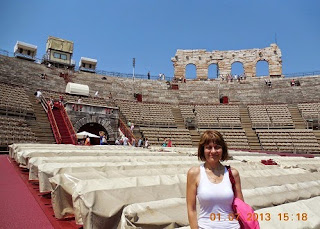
[197,63,208,80]
[172,61,185,80]
[218,60,231,77]
[245,63,255,77]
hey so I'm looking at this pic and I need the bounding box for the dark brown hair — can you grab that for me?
[197,130,229,161]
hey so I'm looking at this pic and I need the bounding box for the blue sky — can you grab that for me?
[1,0,319,78]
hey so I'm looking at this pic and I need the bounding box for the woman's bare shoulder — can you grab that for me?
[230,167,240,178]
[187,166,200,177]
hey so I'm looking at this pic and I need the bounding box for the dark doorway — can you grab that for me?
[220,96,229,104]
[78,123,107,145]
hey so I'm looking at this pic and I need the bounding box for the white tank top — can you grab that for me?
[197,164,240,229]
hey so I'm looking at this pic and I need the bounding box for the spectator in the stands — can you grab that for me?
[49,97,54,110]
[40,73,47,79]
[94,91,99,97]
[34,90,42,103]
[122,135,129,146]
[144,137,150,148]
[267,80,272,88]
[168,138,172,147]
[291,79,295,86]
[138,137,143,147]
[99,131,107,145]
[147,71,151,80]
[130,122,134,132]
[193,108,197,117]
[77,97,83,111]
[85,136,91,146]
[265,79,272,88]
[162,138,167,147]
[59,95,64,106]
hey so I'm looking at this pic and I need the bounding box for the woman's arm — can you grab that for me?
[186,166,200,229]
[231,168,244,201]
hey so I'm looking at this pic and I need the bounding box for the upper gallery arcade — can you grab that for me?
[171,44,282,80]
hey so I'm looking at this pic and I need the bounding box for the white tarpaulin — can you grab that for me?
[8,144,320,229]
[76,131,100,139]
[65,82,89,96]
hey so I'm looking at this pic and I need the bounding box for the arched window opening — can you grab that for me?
[231,62,244,78]
[185,64,197,79]
[208,64,219,79]
[256,60,269,77]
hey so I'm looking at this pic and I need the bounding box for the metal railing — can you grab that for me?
[1,47,320,81]
[46,101,62,144]
[283,71,320,78]
[55,102,77,145]
[118,118,136,145]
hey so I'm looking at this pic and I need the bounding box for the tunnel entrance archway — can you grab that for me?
[78,122,107,145]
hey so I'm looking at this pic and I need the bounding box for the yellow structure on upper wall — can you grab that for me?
[45,36,75,69]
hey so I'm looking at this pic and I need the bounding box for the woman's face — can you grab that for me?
[204,141,223,163]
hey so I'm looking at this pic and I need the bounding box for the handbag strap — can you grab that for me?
[226,165,236,195]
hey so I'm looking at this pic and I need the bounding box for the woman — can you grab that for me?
[99,131,107,145]
[162,138,167,147]
[187,130,243,229]
[84,135,90,146]
[144,137,149,148]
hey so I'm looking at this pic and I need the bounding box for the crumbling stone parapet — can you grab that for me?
[171,44,282,80]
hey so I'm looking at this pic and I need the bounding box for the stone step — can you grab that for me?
[26,92,55,144]
[171,107,186,129]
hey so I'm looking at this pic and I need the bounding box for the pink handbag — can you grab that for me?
[226,166,260,229]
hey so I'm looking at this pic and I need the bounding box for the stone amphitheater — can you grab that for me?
[0,48,320,229]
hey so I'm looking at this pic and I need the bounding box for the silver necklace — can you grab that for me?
[206,165,223,183]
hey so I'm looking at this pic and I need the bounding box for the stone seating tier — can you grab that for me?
[198,129,250,150]
[0,83,33,113]
[298,102,320,120]
[248,104,294,128]
[140,127,192,147]
[0,115,36,145]
[2,55,320,106]
[0,55,67,93]
[116,101,176,127]
[256,129,320,153]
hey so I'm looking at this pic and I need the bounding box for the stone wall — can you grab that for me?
[171,44,282,79]
[66,103,119,141]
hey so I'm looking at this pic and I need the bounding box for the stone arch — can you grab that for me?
[171,44,282,79]
[208,63,219,79]
[255,60,269,77]
[185,63,197,79]
[231,61,245,76]
[73,116,115,141]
